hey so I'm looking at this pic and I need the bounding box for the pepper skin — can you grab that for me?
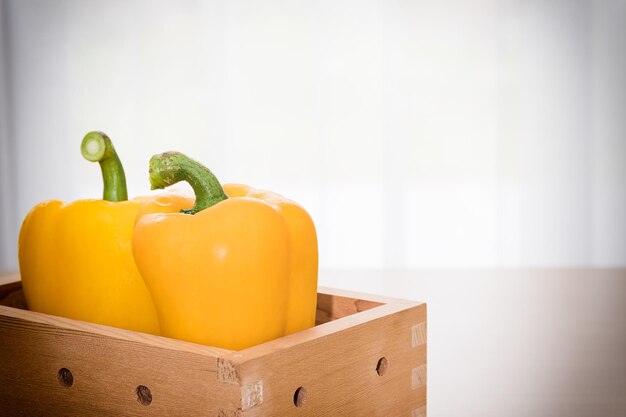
[18,132,160,334]
[132,152,318,350]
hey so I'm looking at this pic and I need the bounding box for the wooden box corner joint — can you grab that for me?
[0,272,427,416]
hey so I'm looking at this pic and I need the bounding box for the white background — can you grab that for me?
[1,0,624,270]
[0,1,625,416]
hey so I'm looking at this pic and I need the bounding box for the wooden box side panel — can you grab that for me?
[315,289,384,325]
[0,308,239,417]
[0,273,26,309]
[232,302,427,417]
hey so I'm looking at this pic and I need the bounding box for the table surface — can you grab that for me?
[3,269,625,417]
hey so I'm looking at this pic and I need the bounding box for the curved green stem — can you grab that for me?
[81,131,128,202]
[149,151,228,214]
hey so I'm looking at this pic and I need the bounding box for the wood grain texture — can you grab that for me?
[0,274,427,416]
[412,406,427,417]
[315,287,384,325]
[223,299,427,416]
[0,278,25,309]
[0,304,239,417]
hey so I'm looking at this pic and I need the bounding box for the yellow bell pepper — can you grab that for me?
[18,132,160,334]
[132,152,318,350]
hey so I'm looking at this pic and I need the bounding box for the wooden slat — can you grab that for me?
[0,307,239,417]
[315,291,383,325]
[317,286,417,305]
[0,304,232,358]
[0,279,25,309]
[222,301,427,416]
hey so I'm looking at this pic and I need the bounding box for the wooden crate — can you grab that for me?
[0,272,427,417]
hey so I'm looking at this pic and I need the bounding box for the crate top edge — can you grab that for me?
[0,272,425,362]
[318,285,424,307]
[0,303,233,358]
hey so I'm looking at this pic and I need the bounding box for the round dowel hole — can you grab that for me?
[293,386,307,407]
[57,368,73,387]
[136,385,152,406]
[376,357,388,376]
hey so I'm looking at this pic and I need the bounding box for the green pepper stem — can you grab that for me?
[81,131,128,202]
[148,151,228,214]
